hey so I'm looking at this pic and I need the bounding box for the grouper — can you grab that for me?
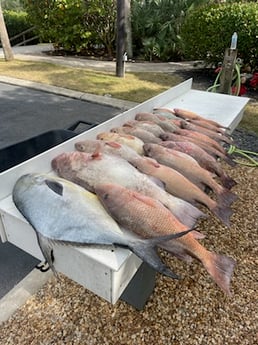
[12,173,192,279]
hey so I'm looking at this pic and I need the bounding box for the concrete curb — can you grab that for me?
[0,76,138,111]
[0,268,53,324]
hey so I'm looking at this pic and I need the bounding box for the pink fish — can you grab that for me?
[124,120,165,137]
[95,183,236,295]
[179,120,233,145]
[96,132,144,155]
[160,141,237,189]
[143,143,238,207]
[130,156,233,227]
[51,151,206,228]
[111,126,162,144]
[154,107,229,129]
[135,112,178,132]
[160,132,236,167]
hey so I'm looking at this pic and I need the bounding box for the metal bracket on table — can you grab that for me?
[120,262,156,310]
[67,120,99,133]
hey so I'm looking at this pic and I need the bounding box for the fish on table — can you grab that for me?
[135,112,178,132]
[123,120,165,137]
[51,151,206,228]
[160,140,237,189]
[96,132,144,155]
[75,139,141,163]
[12,173,191,279]
[111,126,162,144]
[129,156,233,227]
[160,131,236,167]
[95,183,236,295]
[143,143,238,207]
[154,107,229,129]
[179,120,233,145]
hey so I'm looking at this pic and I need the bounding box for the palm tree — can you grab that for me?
[0,2,14,61]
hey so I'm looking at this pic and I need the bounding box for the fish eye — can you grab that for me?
[103,193,109,200]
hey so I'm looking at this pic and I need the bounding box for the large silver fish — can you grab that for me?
[12,173,191,279]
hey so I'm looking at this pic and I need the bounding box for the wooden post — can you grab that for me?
[219,48,238,94]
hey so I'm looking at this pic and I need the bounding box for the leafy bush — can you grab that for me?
[181,2,258,68]
[132,0,196,61]
[22,0,89,52]
[22,0,116,55]
[3,10,37,46]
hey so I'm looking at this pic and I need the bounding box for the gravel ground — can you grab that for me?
[0,161,257,344]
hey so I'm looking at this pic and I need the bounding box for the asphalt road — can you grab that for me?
[0,82,121,299]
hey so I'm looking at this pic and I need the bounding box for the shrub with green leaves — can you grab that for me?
[3,10,37,46]
[132,0,197,61]
[181,2,258,68]
[22,0,116,55]
[22,0,89,53]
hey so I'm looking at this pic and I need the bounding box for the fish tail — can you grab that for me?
[211,205,233,228]
[220,173,237,190]
[37,233,59,278]
[217,188,238,207]
[127,229,193,279]
[203,252,236,295]
[224,154,237,167]
[166,198,207,228]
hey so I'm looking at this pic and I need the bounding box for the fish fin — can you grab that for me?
[145,157,161,168]
[159,242,193,262]
[45,180,63,196]
[211,205,233,228]
[37,233,59,278]
[224,154,237,167]
[121,134,138,140]
[91,152,103,160]
[106,141,122,148]
[217,189,238,207]
[124,229,193,279]
[166,200,207,228]
[204,252,236,295]
[192,230,206,239]
[133,192,162,208]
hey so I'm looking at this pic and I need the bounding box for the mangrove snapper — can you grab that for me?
[130,156,233,227]
[135,112,178,132]
[144,144,238,207]
[160,141,237,189]
[96,132,144,155]
[160,132,236,167]
[111,126,162,144]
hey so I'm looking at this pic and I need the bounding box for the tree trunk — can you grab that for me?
[116,0,126,77]
[0,3,14,61]
[125,0,133,59]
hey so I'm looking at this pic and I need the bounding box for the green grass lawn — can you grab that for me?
[0,59,257,134]
[0,59,182,103]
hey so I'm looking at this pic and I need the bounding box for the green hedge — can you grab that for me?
[3,10,38,46]
[22,0,116,55]
[181,2,258,68]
